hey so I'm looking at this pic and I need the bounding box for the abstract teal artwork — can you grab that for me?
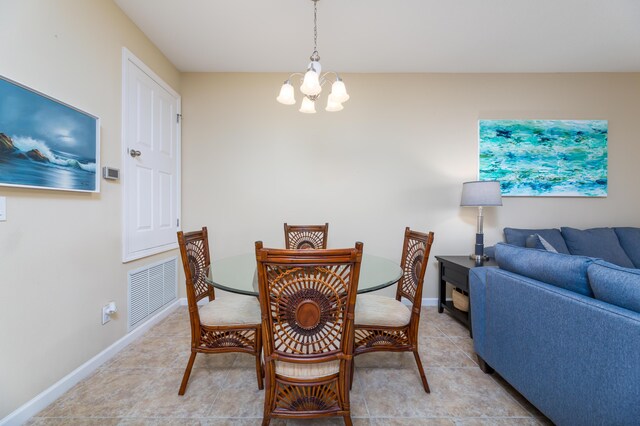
[479,120,608,197]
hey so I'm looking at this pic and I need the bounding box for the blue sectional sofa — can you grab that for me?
[469,227,640,426]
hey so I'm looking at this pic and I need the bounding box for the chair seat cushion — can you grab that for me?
[275,360,340,380]
[199,293,261,326]
[355,294,411,327]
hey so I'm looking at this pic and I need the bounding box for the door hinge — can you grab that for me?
[177,218,180,227]
[176,113,182,123]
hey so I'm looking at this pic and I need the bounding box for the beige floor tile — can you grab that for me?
[202,419,285,426]
[353,351,415,369]
[38,368,151,418]
[286,418,370,425]
[446,337,478,365]
[431,368,531,418]
[356,368,449,418]
[126,368,226,418]
[26,418,121,425]
[118,418,205,425]
[207,369,265,418]
[489,374,548,420]
[106,333,191,370]
[418,337,477,368]
[454,418,542,426]
[360,366,533,419]
[28,304,552,426]
[371,419,455,426]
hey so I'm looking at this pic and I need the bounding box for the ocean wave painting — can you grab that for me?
[0,76,99,192]
[479,120,607,197]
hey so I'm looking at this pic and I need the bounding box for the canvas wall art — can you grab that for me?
[0,76,99,192]
[479,120,608,197]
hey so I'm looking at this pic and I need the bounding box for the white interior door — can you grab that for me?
[122,49,181,262]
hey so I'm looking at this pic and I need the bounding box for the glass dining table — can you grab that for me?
[205,253,402,296]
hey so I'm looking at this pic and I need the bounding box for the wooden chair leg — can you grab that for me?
[343,414,353,426]
[261,416,270,426]
[412,349,431,393]
[255,352,264,390]
[178,351,197,395]
[349,358,355,390]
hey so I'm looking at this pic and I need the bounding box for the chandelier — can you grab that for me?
[276,0,350,113]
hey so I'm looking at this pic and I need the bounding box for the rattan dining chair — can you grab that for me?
[176,227,263,395]
[255,241,363,426]
[353,227,435,393]
[284,223,329,249]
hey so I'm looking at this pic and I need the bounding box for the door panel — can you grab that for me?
[123,51,180,262]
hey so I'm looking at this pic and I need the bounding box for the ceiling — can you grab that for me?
[114,0,640,73]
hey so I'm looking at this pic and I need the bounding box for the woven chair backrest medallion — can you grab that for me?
[284,223,328,250]
[267,264,351,355]
[399,237,426,303]
[178,228,213,304]
[288,231,325,250]
[185,237,211,301]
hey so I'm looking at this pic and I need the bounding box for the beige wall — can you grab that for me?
[181,72,640,299]
[2,0,640,419]
[0,0,180,418]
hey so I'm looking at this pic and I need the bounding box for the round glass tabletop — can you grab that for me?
[205,253,402,297]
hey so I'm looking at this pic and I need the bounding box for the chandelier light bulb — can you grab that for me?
[330,79,350,103]
[300,69,322,96]
[276,81,296,105]
[325,94,343,112]
[299,97,317,114]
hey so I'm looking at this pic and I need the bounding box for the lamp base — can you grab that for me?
[469,254,490,262]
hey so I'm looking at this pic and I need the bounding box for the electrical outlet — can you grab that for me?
[102,301,117,325]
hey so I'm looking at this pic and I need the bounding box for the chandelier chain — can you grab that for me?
[313,0,318,55]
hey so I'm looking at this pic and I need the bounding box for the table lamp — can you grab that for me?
[460,180,502,261]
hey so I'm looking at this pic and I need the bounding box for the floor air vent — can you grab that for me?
[128,257,178,330]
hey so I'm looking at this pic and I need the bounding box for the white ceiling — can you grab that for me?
[114,0,640,73]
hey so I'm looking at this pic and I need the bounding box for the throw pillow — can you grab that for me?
[588,260,640,313]
[561,227,635,268]
[503,228,570,254]
[495,243,594,297]
[614,227,640,269]
[525,234,559,253]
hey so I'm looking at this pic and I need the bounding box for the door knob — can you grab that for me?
[129,149,141,158]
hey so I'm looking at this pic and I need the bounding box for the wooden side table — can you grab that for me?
[435,255,498,337]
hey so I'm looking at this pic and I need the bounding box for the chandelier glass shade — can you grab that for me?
[276,0,349,113]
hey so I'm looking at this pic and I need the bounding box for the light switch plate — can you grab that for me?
[0,197,6,221]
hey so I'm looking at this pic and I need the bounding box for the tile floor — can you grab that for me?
[28,302,551,425]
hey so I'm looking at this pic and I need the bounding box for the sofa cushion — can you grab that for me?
[588,260,640,313]
[495,243,594,297]
[503,228,570,254]
[561,227,635,268]
[614,227,640,268]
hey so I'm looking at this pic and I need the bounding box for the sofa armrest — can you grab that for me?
[469,267,490,357]
[478,268,640,425]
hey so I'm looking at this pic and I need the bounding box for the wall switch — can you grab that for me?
[0,197,6,221]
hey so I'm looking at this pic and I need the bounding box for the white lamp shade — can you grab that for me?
[330,80,350,103]
[325,94,343,112]
[300,70,322,96]
[276,82,296,105]
[460,181,503,206]
[299,97,316,114]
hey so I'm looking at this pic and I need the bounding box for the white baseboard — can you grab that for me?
[421,297,439,306]
[1,299,180,426]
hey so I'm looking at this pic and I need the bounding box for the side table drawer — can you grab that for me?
[442,268,467,288]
